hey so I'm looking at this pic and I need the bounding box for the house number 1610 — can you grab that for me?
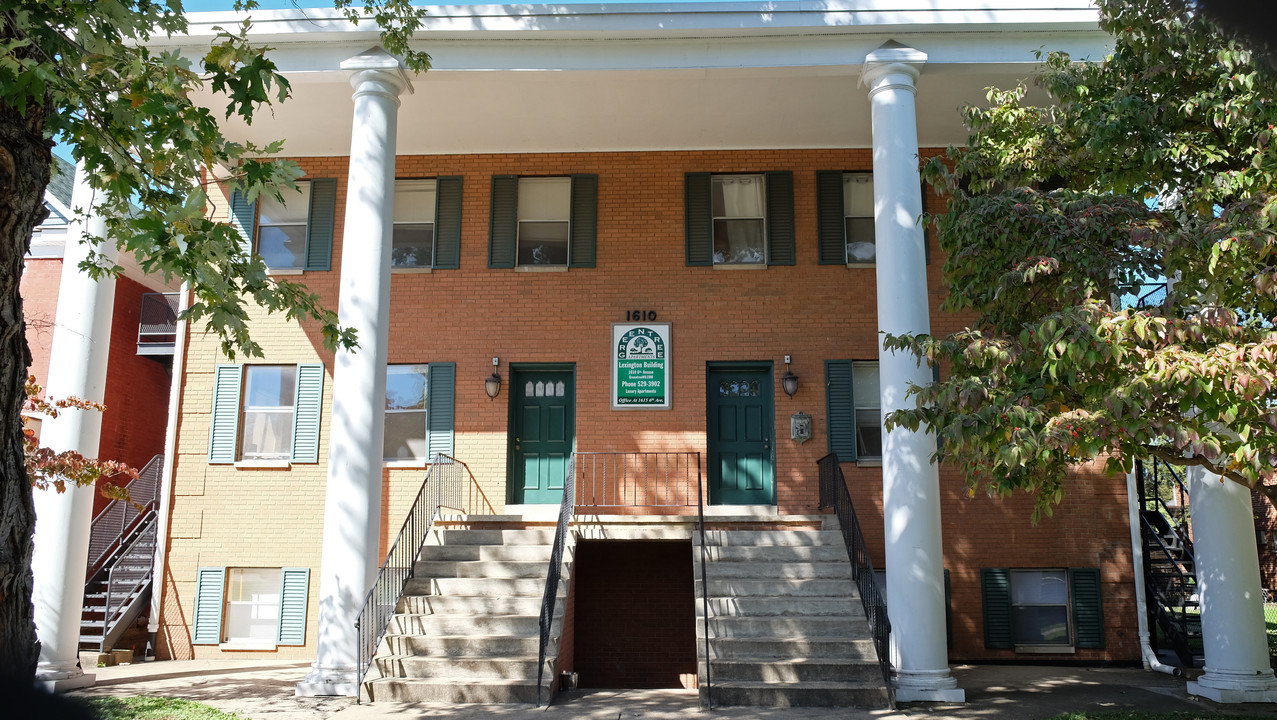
[626,310,657,322]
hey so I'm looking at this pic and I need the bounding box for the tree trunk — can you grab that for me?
[0,83,49,680]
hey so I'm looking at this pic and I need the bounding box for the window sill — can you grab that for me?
[845,262,876,269]
[1015,645,1075,654]
[514,265,568,272]
[392,266,433,274]
[856,458,883,468]
[234,460,292,470]
[384,459,428,468]
[713,263,767,271]
[219,640,277,651]
[265,267,304,276]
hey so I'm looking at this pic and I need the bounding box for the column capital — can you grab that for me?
[341,46,414,103]
[861,41,927,98]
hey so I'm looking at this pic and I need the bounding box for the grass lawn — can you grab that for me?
[1047,713,1262,720]
[76,696,248,720]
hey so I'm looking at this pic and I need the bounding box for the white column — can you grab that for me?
[1185,467,1277,703]
[31,161,118,692]
[298,47,411,697]
[864,42,964,703]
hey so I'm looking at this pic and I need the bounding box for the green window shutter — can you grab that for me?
[765,171,795,266]
[208,365,243,464]
[277,567,310,646]
[192,567,226,645]
[1070,567,1105,649]
[921,178,931,266]
[427,362,456,460]
[229,189,256,256]
[816,171,847,265]
[291,363,324,464]
[488,175,518,268]
[433,176,463,270]
[569,174,598,268]
[684,173,712,266]
[944,568,953,649]
[824,360,856,461]
[304,179,337,271]
[981,568,1013,649]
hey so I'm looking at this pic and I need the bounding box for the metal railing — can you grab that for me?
[536,451,710,707]
[354,454,491,701]
[87,454,162,580]
[137,292,179,354]
[96,514,157,652]
[817,453,893,704]
[1136,458,1200,666]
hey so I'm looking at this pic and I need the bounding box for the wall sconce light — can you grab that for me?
[782,355,799,398]
[485,372,502,400]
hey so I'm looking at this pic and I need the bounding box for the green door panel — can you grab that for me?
[707,368,774,505]
[512,370,574,504]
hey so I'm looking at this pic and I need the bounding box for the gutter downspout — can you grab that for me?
[146,283,191,659]
[1126,467,1182,676]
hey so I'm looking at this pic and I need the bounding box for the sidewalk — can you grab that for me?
[71,661,1277,720]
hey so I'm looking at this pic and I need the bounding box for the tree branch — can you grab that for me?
[1146,444,1277,505]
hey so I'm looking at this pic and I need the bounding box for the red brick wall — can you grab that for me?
[21,257,62,387]
[1256,485,1277,591]
[571,541,696,688]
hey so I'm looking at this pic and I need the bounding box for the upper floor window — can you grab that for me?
[256,183,312,271]
[843,173,876,264]
[240,365,296,461]
[712,175,766,265]
[488,175,598,270]
[518,177,571,267]
[685,172,794,268]
[393,180,436,269]
[229,179,336,273]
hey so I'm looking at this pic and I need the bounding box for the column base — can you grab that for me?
[296,663,359,697]
[35,662,95,693]
[1188,667,1277,704]
[893,668,966,703]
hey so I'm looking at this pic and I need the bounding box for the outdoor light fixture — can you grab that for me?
[485,372,502,400]
[782,355,798,398]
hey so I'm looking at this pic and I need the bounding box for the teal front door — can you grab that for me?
[511,369,575,504]
[707,367,775,505]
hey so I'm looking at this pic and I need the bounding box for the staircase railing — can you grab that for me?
[96,513,157,652]
[535,451,709,707]
[1136,458,1200,666]
[354,454,491,701]
[87,454,162,581]
[817,453,893,704]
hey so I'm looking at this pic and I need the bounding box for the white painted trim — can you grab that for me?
[234,460,292,469]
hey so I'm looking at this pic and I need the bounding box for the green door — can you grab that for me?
[511,369,575,504]
[707,367,774,505]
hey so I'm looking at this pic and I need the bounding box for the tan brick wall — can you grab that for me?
[159,149,1138,663]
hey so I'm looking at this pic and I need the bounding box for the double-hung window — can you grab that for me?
[711,175,766,265]
[392,180,436,269]
[256,185,311,271]
[981,567,1105,652]
[385,364,429,461]
[228,178,338,273]
[684,172,794,267]
[208,363,325,465]
[488,175,598,269]
[192,566,310,649]
[843,173,876,264]
[517,177,571,266]
[825,359,881,462]
[1010,570,1071,646]
[240,365,297,461]
[224,568,281,645]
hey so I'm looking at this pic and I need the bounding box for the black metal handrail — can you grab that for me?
[98,513,157,652]
[87,454,162,580]
[354,454,491,701]
[537,454,575,707]
[817,453,893,704]
[1135,458,1200,666]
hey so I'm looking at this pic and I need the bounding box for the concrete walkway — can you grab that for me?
[70,661,1277,719]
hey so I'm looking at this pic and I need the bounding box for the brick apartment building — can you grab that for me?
[28,0,1277,707]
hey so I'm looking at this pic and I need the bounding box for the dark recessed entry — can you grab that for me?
[572,540,697,689]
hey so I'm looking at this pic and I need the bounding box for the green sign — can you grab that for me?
[612,323,671,409]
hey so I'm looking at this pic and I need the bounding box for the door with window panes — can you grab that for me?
[707,367,775,505]
[511,369,575,504]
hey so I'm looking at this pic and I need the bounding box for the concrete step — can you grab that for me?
[423,544,555,562]
[709,680,889,708]
[703,562,850,580]
[697,530,844,547]
[414,560,549,579]
[375,654,541,680]
[388,613,548,636]
[707,637,880,661]
[709,659,883,684]
[396,595,544,616]
[404,576,562,597]
[386,634,542,657]
[699,545,847,563]
[435,528,558,546]
[365,677,546,704]
[698,579,856,597]
[699,616,868,639]
[699,597,859,618]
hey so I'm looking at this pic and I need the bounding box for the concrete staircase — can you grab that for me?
[362,520,569,703]
[694,522,890,708]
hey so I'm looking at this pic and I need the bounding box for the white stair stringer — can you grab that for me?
[693,523,890,708]
[362,520,572,704]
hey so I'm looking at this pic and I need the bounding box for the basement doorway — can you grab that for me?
[572,540,697,689]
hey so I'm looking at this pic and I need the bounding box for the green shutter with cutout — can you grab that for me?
[208,365,243,464]
[921,178,932,266]
[291,363,324,464]
[569,174,598,268]
[427,362,455,460]
[304,179,337,271]
[765,171,795,266]
[684,173,712,266]
[982,567,1013,649]
[193,567,226,645]
[816,171,847,265]
[824,360,856,461]
[944,568,953,649]
[229,189,256,256]
[434,176,463,269]
[488,176,518,268]
[277,567,310,646]
[1070,567,1105,649]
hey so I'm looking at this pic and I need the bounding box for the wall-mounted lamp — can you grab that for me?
[782,355,799,398]
[485,372,502,400]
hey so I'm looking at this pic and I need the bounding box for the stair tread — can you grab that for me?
[710,680,886,688]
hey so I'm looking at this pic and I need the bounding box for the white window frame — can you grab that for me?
[384,364,430,465]
[1010,568,1074,652]
[711,174,767,267]
[843,172,876,266]
[516,176,571,269]
[853,361,881,463]
[221,567,281,650]
[392,179,436,271]
[255,181,311,272]
[239,365,296,462]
